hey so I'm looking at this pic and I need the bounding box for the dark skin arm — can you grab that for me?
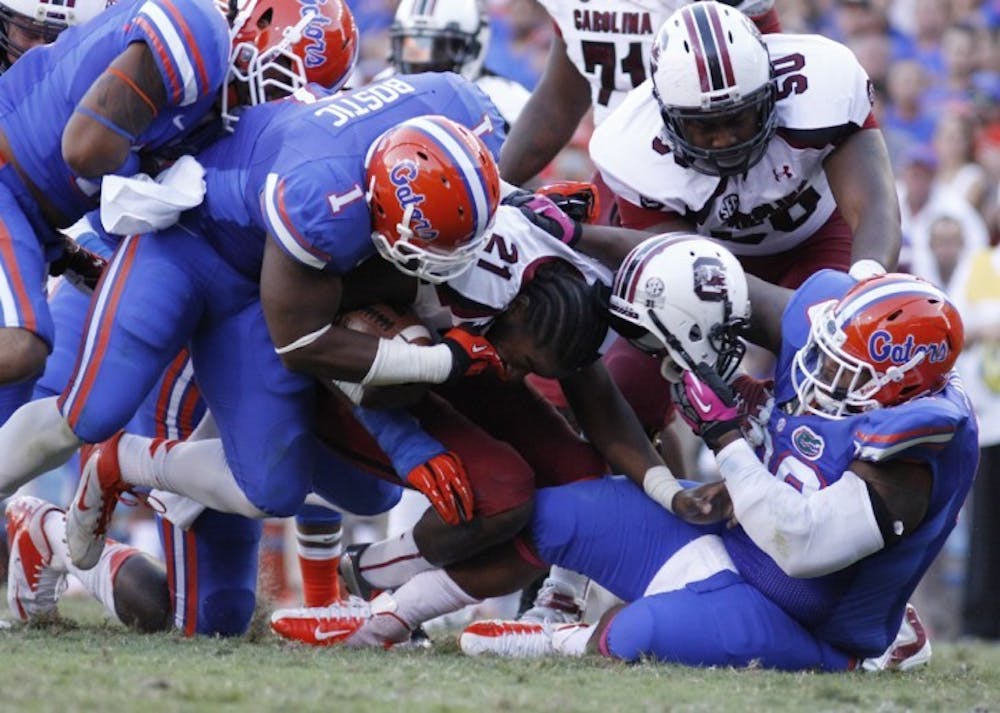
[744,274,792,355]
[560,360,709,520]
[260,236,383,382]
[498,33,592,185]
[62,43,167,178]
[572,223,669,270]
[823,128,901,271]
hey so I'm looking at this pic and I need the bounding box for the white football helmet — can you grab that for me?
[609,234,750,382]
[389,0,489,81]
[651,1,776,177]
[0,0,108,70]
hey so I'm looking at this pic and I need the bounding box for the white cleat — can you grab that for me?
[66,432,129,570]
[5,495,68,621]
[460,620,558,658]
[861,603,932,672]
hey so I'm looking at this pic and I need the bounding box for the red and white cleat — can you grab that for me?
[270,595,372,646]
[460,620,561,658]
[65,432,131,570]
[5,495,67,621]
[861,603,932,672]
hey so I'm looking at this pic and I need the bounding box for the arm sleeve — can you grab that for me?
[716,439,885,577]
[351,406,447,479]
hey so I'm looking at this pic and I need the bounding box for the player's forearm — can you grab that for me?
[574,224,654,270]
[562,363,662,484]
[499,37,591,185]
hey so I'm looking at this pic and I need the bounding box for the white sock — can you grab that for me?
[0,397,81,497]
[117,435,266,518]
[350,569,478,647]
[67,542,139,624]
[358,529,432,589]
[391,568,477,628]
[42,510,69,572]
[552,623,596,657]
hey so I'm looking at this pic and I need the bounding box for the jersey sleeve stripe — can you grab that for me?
[407,117,491,241]
[134,16,182,104]
[138,1,200,106]
[855,432,953,461]
[854,424,956,445]
[263,173,330,270]
[156,0,211,97]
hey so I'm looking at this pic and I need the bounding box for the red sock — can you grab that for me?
[298,555,343,607]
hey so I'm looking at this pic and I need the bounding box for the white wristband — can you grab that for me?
[643,465,684,514]
[848,259,887,281]
[362,338,453,386]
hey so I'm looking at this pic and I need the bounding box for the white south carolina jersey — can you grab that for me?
[413,204,613,331]
[590,33,875,256]
[539,0,777,125]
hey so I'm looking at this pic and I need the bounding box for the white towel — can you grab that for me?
[100,154,206,235]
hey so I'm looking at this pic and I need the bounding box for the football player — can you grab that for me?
[385,0,530,130]
[4,0,370,637]
[458,234,973,672]
[0,0,106,71]
[0,0,358,426]
[586,1,899,285]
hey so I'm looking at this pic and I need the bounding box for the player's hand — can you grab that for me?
[671,363,742,451]
[405,451,473,526]
[442,327,505,381]
[671,481,735,526]
[502,189,581,247]
[535,181,600,224]
[49,235,108,294]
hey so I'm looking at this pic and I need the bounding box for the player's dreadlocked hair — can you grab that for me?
[510,261,610,373]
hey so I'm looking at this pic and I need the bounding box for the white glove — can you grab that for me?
[101,154,206,235]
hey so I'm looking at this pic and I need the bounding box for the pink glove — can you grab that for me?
[671,363,742,451]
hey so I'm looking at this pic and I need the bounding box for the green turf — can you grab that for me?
[1,597,998,713]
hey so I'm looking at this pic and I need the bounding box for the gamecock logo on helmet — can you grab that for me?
[693,256,727,302]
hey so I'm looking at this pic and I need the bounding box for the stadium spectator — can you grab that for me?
[950,242,1000,641]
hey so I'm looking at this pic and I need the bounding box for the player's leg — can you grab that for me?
[0,233,204,499]
[0,184,53,423]
[317,389,535,594]
[588,575,853,671]
[295,497,345,607]
[160,509,262,637]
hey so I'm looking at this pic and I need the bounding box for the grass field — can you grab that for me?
[1,596,999,713]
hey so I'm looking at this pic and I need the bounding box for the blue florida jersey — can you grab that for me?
[188,73,506,279]
[0,0,230,220]
[723,270,979,657]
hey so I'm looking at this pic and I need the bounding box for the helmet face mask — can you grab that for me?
[791,274,964,420]
[610,234,750,383]
[0,0,108,70]
[365,115,500,284]
[221,0,358,130]
[651,1,777,178]
[389,0,488,81]
[659,82,777,177]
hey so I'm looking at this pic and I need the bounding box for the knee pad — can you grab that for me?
[198,588,256,637]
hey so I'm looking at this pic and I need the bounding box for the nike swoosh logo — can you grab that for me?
[471,344,489,354]
[172,115,186,131]
[688,388,714,415]
[314,626,355,641]
[76,476,92,512]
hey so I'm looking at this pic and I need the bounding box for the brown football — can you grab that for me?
[336,304,433,345]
